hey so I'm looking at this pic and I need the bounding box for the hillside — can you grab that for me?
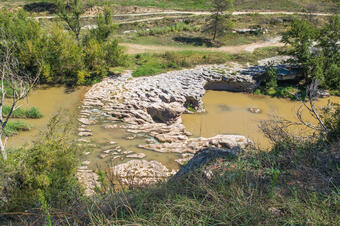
[1,0,339,14]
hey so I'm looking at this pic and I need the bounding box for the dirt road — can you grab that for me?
[120,38,285,55]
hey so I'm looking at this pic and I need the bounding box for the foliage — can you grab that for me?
[2,106,43,119]
[137,22,201,36]
[0,9,46,78]
[263,62,278,89]
[0,8,127,85]
[43,23,85,84]
[204,0,234,40]
[55,0,86,41]
[3,121,31,136]
[85,6,117,43]
[282,15,340,92]
[0,114,84,212]
[322,103,340,142]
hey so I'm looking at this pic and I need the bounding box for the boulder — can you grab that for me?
[172,147,239,179]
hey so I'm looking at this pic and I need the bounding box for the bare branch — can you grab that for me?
[0,30,41,160]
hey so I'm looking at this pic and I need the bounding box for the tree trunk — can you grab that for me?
[213,27,217,41]
[0,137,7,160]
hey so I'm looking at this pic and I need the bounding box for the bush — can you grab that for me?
[42,23,84,84]
[0,9,46,78]
[4,121,31,136]
[137,22,201,36]
[25,107,43,119]
[0,114,84,212]
[263,63,278,89]
[3,106,43,119]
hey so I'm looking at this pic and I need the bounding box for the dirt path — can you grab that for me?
[34,10,333,20]
[120,38,285,55]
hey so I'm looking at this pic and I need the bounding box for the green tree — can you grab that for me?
[282,16,340,92]
[263,62,278,89]
[86,6,117,43]
[318,15,340,91]
[56,0,87,41]
[282,19,319,82]
[0,9,46,78]
[204,0,234,41]
[43,23,84,84]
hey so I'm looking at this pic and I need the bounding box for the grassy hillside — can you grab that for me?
[115,0,339,12]
[1,0,339,13]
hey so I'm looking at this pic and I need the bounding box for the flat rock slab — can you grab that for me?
[111,160,176,185]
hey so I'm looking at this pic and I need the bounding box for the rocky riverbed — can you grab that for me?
[76,63,276,195]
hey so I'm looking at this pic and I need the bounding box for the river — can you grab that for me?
[7,85,87,148]
[182,91,340,148]
[7,86,340,170]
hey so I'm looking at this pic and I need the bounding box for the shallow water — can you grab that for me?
[85,123,180,171]
[7,85,87,148]
[182,91,340,148]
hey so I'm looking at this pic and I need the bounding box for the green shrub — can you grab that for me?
[3,106,43,119]
[4,121,31,136]
[263,63,278,89]
[137,22,201,36]
[43,23,84,84]
[282,15,340,92]
[0,9,46,78]
[322,103,340,142]
[25,107,43,119]
[0,114,83,211]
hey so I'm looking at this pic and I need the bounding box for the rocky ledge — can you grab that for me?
[77,63,268,191]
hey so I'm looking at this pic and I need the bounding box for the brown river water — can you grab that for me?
[7,85,87,148]
[182,91,340,148]
[7,87,340,171]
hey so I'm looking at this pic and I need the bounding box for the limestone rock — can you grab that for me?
[126,153,146,159]
[111,160,175,185]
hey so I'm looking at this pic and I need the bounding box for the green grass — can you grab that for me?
[113,0,338,12]
[131,46,283,77]
[137,22,201,36]
[254,84,304,99]
[2,106,43,119]
[2,0,338,15]
[4,121,31,136]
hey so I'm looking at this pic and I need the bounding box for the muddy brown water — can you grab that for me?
[7,85,87,148]
[7,87,340,171]
[182,91,340,149]
[84,123,180,171]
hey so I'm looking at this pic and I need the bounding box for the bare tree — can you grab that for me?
[260,79,328,143]
[296,79,328,132]
[304,1,319,24]
[0,37,40,160]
